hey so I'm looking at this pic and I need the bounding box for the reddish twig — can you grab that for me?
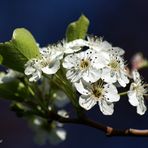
[48,111,148,137]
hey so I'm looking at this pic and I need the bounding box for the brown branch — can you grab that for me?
[48,111,148,137]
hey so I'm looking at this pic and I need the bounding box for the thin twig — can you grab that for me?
[47,111,148,137]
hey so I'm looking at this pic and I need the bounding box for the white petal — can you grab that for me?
[83,68,101,83]
[62,54,77,69]
[66,69,81,82]
[99,41,112,51]
[137,97,147,115]
[117,72,129,87]
[29,71,41,82]
[91,40,112,52]
[79,95,96,110]
[128,90,139,106]
[132,70,141,83]
[98,99,114,115]
[24,66,35,75]
[101,68,116,83]
[92,52,109,69]
[111,47,125,55]
[74,80,91,95]
[42,60,60,74]
[104,84,120,102]
[64,39,87,53]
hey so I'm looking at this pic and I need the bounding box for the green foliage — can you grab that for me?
[0,28,40,72]
[0,81,21,100]
[66,15,89,42]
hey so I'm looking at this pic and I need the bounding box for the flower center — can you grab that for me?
[92,79,104,100]
[133,83,147,95]
[108,60,119,71]
[80,59,90,69]
[41,58,50,68]
[93,88,102,98]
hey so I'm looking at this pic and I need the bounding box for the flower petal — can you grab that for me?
[101,68,116,83]
[62,54,77,69]
[104,84,120,102]
[92,52,109,69]
[137,97,147,115]
[42,60,60,74]
[83,68,101,83]
[24,66,35,75]
[79,95,96,110]
[74,80,91,95]
[128,90,139,106]
[66,69,82,82]
[64,39,87,53]
[29,71,41,82]
[117,72,129,87]
[132,70,141,83]
[98,99,114,115]
[111,47,125,55]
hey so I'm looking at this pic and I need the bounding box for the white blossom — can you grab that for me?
[63,49,108,83]
[25,47,63,82]
[128,70,147,115]
[24,58,42,82]
[101,53,129,87]
[74,79,120,115]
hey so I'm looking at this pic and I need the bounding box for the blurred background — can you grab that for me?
[0,0,148,147]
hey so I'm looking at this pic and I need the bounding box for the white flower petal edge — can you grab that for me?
[98,99,114,115]
[79,95,97,110]
[137,98,147,115]
[127,70,147,115]
[74,80,120,115]
[64,39,88,54]
[86,36,112,52]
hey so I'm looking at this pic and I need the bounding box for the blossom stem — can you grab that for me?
[119,91,128,96]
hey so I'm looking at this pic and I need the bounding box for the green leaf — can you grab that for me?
[66,15,89,42]
[0,28,40,72]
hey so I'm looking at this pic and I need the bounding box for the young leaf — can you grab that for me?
[0,28,40,72]
[66,15,89,42]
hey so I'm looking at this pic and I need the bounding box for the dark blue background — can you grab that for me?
[0,0,148,147]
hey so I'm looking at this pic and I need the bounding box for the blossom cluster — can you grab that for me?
[24,36,148,115]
